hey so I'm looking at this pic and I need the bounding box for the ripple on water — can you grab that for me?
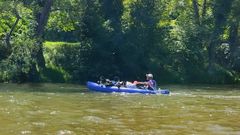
[21,130,31,134]
[224,107,238,115]
[32,122,46,127]
[206,124,236,134]
[50,111,58,115]
[201,95,240,99]
[57,130,76,135]
[82,116,105,124]
[108,117,125,126]
[171,92,196,97]
[27,110,46,115]
[161,124,188,129]
[85,109,103,113]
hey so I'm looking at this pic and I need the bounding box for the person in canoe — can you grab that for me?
[126,73,157,90]
[98,76,124,88]
[136,73,157,90]
[97,74,157,90]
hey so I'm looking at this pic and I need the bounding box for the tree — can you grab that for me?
[0,1,22,59]
[120,0,161,79]
[33,0,53,69]
[21,0,53,81]
[208,0,233,72]
[228,0,240,71]
[98,0,124,76]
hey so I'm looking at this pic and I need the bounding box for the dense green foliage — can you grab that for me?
[43,41,92,83]
[0,0,239,84]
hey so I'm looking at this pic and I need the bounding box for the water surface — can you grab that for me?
[0,83,239,135]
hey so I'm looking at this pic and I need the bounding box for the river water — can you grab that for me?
[0,83,239,135]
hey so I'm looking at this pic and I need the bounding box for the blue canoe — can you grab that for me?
[87,81,170,94]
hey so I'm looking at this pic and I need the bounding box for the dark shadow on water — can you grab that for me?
[0,83,88,93]
[1,83,239,94]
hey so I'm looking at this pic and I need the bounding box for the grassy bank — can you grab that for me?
[42,41,91,83]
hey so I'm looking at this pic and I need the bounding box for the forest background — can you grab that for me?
[0,0,239,84]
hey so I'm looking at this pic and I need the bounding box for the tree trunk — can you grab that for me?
[229,22,239,70]
[36,0,53,37]
[192,0,200,25]
[207,0,233,72]
[28,0,53,81]
[34,0,53,69]
[5,7,21,51]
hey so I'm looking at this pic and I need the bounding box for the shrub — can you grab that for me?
[0,39,35,83]
[43,41,92,83]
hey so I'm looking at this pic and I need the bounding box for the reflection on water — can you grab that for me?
[0,83,239,134]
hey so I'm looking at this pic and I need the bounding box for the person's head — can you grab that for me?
[146,73,153,80]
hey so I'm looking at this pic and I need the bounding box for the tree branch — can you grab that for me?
[202,0,207,19]
[192,0,200,25]
[5,6,21,47]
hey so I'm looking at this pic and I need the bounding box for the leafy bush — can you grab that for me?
[43,41,92,83]
[0,39,36,83]
[206,64,236,84]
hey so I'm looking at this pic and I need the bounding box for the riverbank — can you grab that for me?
[1,41,240,84]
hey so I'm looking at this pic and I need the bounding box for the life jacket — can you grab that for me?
[147,79,157,90]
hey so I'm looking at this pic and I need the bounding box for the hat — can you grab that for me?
[146,73,153,78]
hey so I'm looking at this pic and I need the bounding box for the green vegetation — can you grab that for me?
[42,41,92,83]
[0,0,239,84]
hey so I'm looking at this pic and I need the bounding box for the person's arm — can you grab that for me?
[134,81,147,85]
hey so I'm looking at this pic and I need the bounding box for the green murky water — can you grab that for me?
[0,83,239,135]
